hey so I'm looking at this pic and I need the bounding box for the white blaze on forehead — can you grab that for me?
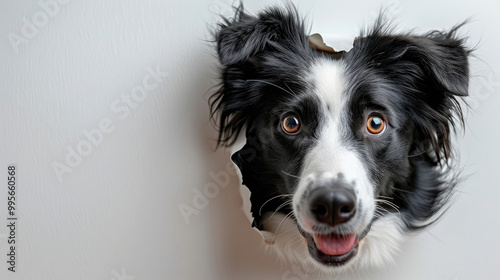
[293,58,374,233]
[309,59,346,118]
[305,58,354,179]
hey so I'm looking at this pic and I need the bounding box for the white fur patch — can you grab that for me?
[293,59,375,235]
[261,212,405,276]
[310,59,346,119]
[260,212,306,261]
[357,214,405,268]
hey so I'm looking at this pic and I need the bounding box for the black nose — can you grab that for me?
[308,186,356,227]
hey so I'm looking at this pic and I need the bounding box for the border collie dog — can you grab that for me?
[210,4,469,273]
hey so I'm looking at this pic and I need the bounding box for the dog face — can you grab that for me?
[211,5,469,273]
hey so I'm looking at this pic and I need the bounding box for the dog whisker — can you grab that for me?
[259,194,293,216]
[284,235,306,252]
[407,151,426,158]
[283,81,299,98]
[375,199,399,209]
[393,187,415,194]
[305,258,314,278]
[264,201,293,224]
[281,170,302,179]
[271,212,295,244]
[272,226,299,239]
[375,199,400,213]
[246,79,298,98]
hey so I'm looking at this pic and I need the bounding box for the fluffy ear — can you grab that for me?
[210,4,312,147]
[357,21,471,96]
[216,4,308,66]
[413,27,470,163]
[353,23,470,163]
[412,26,470,97]
[216,5,266,66]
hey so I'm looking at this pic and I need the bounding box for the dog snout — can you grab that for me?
[308,181,357,227]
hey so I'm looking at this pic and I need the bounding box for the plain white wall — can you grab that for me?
[0,0,499,279]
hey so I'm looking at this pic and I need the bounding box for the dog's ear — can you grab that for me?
[354,23,470,163]
[216,5,266,66]
[404,27,470,163]
[211,4,311,147]
[411,26,470,97]
[356,21,470,96]
[216,4,309,66]
[413,28,470,163]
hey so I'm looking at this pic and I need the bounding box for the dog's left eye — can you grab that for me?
[281,115,301,134]
[366,114,386,134]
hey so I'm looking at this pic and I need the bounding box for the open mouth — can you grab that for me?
[300,229,360,266]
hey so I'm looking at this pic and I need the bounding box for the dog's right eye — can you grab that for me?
[281,115,301,134]
[366,114,386,134]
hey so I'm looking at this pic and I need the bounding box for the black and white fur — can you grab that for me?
[210,4,469,274]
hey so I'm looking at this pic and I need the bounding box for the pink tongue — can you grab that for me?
[314,233,356,256]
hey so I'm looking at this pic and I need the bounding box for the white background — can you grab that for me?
[1,0,499,279]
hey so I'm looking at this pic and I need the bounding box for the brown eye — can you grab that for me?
[281,115,301,134]
[366,115,386,134]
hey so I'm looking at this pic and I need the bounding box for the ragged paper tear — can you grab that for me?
[309,33,339,53]
[308,33,356,57]
[231,133,276,246]
[239,185,276,245]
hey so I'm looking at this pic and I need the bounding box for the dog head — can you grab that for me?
[210,4,469,273]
